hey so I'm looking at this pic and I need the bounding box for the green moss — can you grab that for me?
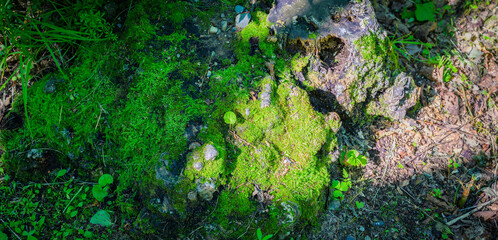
[290,53,310,73]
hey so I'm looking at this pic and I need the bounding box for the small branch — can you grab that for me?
[446,197,498,226]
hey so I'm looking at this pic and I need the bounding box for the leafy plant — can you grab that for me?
[256,228,273,240]
[90,210,113,227]
[355,201,365,209]
[341,149,367,167]
[224,111,237,125]
[432,188,442,198]
[331,169,352,200]
[415,2,436,21]
[92,174,113,202]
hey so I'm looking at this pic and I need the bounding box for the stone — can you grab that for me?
[235,13,251,29]
[204,144,218,161]
[189,142,201,150]
[187,190,197,201]
[209,25,219,34]
[366,72,420,121]
[268,0,416,115]
[235,5,245,14]
[197,181,216,201]
[44,77,58,94]
[193,161,203,171]
[221,20,228,31]
[260,83,272,108]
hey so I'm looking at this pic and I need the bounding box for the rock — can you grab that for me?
[204,144,218,161]
[373,220,385,227]
[235,5,245,14]
[187,190,197,201]
[197,180,216,201]
[221,20,228,31]
[346,236,355,240]
[268,0,396,113]
[209,25,219,34]
[235,13,251,29]
[193,161,203,171]
[155,153,180,187]
[189,142,201,150]
[27,149,43,159]
[366,72,420,121]
[44,77,58,93]
[328,199,341,211]
[260,83,272,108]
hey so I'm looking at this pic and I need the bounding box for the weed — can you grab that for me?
[432,188,442,198]
[257,228,273,240]
[340,149,368,167]
[355,201,365,209]
[331,169,352,200]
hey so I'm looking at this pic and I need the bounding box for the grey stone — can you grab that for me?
[209,25,219,34]
[187,190,197,201]
[235,5,245,14]
[328,199,341,211]
[268,0,412,114]
[204,144,218,161]
[366,72,420,121]
[260,83,272,108]
[197,181,217,201]
[193,161,203,171]
[235,13,251,29]
[189,142,201,150]
[44,78,56,94]
[221,20,228,31]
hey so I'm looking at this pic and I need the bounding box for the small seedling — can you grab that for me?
[432,188,442,198]
[355,201,364,209]
[341,149,367,167]
[256,228,273,240]
[224,111,237,125]
[332,169,352,200]
[92,174,113,201]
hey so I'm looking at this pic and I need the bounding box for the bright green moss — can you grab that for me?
[290,53,311,72]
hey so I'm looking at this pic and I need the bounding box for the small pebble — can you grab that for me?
[193,162,203,171]
[209,25,219,34]
[346,235,355,240]
[373,220,385,227]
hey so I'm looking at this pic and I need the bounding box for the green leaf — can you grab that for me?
[355,201,364,209]
[90,210,112,227]
[92,185,108,201]
[262,234,273,240]
[83,231,93,238]
[257,228,263,240]
[98,174,113,186]
[0,231,8,240]
[223,111,236,125]
[339,182,349,192]
[70,210,78,218]
[346,150,358,160]
[331,180,340,189]
[57,169,67,177]
[333,190,343,199]
[401,7,414,19]
[415,2,436,21]
[358,155,367,166]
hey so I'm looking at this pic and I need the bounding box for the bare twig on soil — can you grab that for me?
[446,197,498,226]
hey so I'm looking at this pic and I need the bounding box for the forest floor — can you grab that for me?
[0,0,497,240]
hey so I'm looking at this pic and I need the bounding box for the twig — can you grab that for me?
[446,197,498,226]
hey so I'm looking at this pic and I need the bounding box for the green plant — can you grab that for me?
[355,201,365,209]
[92,174,113,202]
[224,111,237,125]
[331,169,352,200]
[256,228,273,240]
[432,188,442,198]
[341,149,367,167]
